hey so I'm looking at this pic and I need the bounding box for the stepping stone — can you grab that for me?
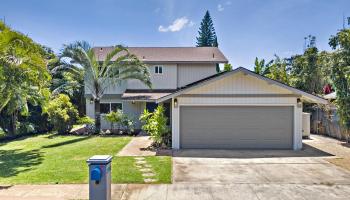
[139,168,152,172]
[144,178,157,183]
[134,157,145,161]
[135,165,143,168]
[142,172,156,177]
[144,164,152,168]
[135,160,146,164]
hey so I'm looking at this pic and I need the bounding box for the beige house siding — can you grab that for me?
[189,71,293,94]
[84,80,127,95]
[177,64,216,87]
[127,64,178,90]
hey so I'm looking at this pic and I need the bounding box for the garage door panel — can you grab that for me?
[180,106,293,149]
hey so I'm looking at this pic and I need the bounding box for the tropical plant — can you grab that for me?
[77,116,94,125]
[49,49,85,116]
[254,57,273,76]
[44,94,78,134]
[139,105,170,147]
[57,41,151,133]
[223,63,233,71]
[120,115,135,135]
[104,110,123,131]
[266,55,290,84]
[289,47,323,94]
[328,29,350,129]
[0,21,51,135]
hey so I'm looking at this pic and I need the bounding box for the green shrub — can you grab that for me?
[44,94,78,134]
[120,115,135,135]
[77,116,94,125]
[104,110,123,131]
[139,105,170,146]
[104,110,135,135]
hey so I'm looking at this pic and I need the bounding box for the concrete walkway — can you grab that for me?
[117,135,155,156]
[1,183,350,200]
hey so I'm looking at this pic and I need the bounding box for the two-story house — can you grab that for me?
[86,46,327,150]
[86,47,228,130]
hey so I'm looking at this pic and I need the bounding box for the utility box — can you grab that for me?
[87,155,112,200]
[302,112,311,138]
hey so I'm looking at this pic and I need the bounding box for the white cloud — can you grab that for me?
[188,21,195,27]
[217,4,224,11]
[158,17,191,32]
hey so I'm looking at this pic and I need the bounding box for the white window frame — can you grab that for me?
[100,102,123,115]
[154,65,163,74]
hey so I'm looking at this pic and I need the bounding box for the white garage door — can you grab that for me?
[180,106,294,149]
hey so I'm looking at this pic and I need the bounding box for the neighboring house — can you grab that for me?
[86,47,327,150]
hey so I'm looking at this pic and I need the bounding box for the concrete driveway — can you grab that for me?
[169,143,350,199]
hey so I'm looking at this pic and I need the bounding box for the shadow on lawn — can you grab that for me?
[42,136,91,148]
[0,149,42,178]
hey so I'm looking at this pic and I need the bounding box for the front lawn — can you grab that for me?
[0,134,171,184]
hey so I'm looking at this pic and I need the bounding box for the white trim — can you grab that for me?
[99,101,123,115]
[154,65,163,74]
[173,101,301,150]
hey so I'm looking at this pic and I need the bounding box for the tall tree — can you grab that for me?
[0,21,51,135]
[196,10,218,47]
[49,47,86,116]
[196,10,219,72]
[289,47,323,94]
[254,55,289,84]
[58,41,151,133]
[267,55,290,84]
[329,29,350,129]
[254,57,273,76]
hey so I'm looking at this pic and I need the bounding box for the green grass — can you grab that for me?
[0,134,172,184]
[145,156,172,183]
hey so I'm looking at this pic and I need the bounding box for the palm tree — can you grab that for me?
[57,41,151,133]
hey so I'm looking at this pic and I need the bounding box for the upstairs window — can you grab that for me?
[155,66,163,74]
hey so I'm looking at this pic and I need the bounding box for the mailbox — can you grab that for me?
[91,167,102,183]
[87,155,112,200]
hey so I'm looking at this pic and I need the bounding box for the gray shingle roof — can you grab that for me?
[93,47,228,63]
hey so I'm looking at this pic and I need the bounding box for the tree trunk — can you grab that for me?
[9,112,17,135]
[94,99,101,134]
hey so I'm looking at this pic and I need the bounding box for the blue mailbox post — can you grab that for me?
[87,155,112,200]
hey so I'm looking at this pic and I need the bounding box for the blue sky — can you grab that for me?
[1,0,349,69]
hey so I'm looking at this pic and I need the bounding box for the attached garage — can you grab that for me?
[180,106,293,149]
[157,67,328,150]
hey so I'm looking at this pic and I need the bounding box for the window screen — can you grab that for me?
[111,103,122,112]
[100,103,110,114]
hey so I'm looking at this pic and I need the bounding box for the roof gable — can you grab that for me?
[157,67,328,104]
[187,71,293,95]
